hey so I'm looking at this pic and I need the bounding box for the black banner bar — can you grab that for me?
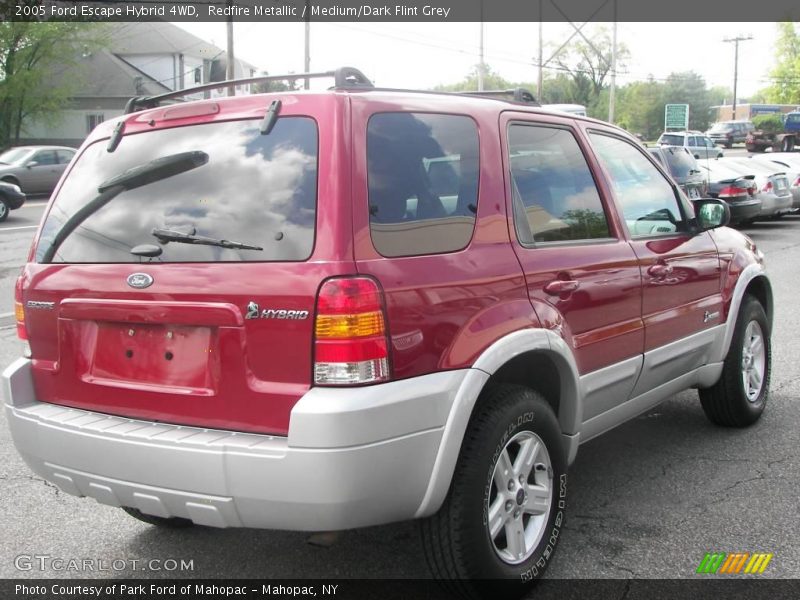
[3,0,800,22]
[3,579,800,600]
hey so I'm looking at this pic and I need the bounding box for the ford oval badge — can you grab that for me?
[127,273,154,289]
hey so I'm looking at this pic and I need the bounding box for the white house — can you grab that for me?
[23,22,261,147]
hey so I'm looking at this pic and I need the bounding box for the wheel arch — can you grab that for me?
[415,329,582,518]
[715,264,773,364]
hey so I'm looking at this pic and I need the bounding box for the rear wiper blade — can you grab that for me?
[152,228,263,251]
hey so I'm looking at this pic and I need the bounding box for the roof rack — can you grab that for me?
[123,66,373,114]
[457,88,539,105]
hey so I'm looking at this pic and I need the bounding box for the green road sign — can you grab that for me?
[665,104,689,130]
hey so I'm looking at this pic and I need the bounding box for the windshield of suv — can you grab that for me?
[35,118,318,263]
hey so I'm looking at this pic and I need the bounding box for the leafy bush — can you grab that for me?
[752,113,785,134]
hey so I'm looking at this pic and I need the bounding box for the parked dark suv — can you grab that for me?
[4,68,773,598]
[706,120,755,148]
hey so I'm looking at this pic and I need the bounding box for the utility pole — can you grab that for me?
[723,35,752,121]
[537,0,543,102]
[226,1,235,96]
[304,0,311,89]
[608,3,617,123]
[478,17,485,91]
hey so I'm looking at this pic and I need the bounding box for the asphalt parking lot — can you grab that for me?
[0,196,798,586]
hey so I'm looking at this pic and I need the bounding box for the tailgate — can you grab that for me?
[23,263,327,435]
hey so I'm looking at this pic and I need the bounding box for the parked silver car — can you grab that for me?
[750,153,800,209]
[657,131,724,160]
[0,146,76,195]
[716,156,794,221]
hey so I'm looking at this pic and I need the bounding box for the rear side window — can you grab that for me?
[367,113,478,257]
[36,118,318,263]
[508,124,610,244]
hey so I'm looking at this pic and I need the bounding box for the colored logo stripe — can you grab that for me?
[696,552,773,574]
[744,553,773,574]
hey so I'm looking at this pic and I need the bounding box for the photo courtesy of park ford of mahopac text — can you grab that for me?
[2,1,800,600]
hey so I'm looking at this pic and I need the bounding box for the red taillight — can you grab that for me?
[762,181,773,193]
[314,277,390,385]
[14,276,27,342]
[718,185,749,199]
[793,175,800,188]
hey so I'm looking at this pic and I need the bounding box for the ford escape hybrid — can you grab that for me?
[3,68,772,597]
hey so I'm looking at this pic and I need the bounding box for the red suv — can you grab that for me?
[4,68,772,596]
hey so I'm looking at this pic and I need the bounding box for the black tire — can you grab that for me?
[699,296,771,427]
[121,507,194,528]
[0,198,8,222]
[782,137,795,152]
[421,385,566,599]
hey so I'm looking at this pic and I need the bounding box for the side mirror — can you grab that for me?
[693,198,730,231]
[25,161,38,169]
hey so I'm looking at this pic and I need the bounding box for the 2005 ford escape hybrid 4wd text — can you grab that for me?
[3,68,772,597]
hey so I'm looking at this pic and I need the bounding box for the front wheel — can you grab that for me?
[699,296,771,427]
[421,385,566,598]
[782,136,795,152]
[0,198,8,222]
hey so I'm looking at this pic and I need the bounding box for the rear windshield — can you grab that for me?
[661,147,697,178]
[659,134,683,145]
[36,118,318,263]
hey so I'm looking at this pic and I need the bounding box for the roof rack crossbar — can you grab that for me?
[124,66,373,114]
[457,88,539,105]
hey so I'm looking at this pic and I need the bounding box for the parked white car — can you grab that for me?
[657,131,724,160]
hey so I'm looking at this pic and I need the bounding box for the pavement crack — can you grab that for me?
[2,474,62,498]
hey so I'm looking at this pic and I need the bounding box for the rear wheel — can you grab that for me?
[121,507,194,528]
[0,198,8,222]
[421,385,566,599]
[699,296,770,427]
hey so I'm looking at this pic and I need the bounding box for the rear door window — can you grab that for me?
[367,112,479,257]
[36,118,318,263]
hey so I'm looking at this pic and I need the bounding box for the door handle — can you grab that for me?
[648,263,674,278]
[544,280,579,295]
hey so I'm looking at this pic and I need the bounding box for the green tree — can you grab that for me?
[547,26,630,109]
[661,71,714,132]
[766,22,800,104]
[614,78,666,139]
[433,64,521,92]
[251,72,302,93]
[0,22,99,147]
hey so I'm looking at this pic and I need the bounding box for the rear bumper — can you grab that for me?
[3,357,467,531]
[726,198,762,223]
[758,193,794,217]
[0,189,25,209]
